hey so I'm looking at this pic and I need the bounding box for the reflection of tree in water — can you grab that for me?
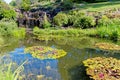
[54,37,95,49]
[57,47,95,80]
[68,64,92,80]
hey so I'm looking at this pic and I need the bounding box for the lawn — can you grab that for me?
[75,1,120,12]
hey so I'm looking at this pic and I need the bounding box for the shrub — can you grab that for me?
[98,15,112,27]
[2,9,16,19]
[0,18,17,36]
[53,12,68,27]
[83,57,120,80]
[0,1,16,20]
[68,11,85,25]
[60,0,73,10]
[33,27,46,36]
[21,0,31,11]
[12,28,26,39]
[42,13,51,28]
[73,16,95,29]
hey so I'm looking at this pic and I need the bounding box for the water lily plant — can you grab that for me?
[24,46,67,59]
[83,57,120,80]
[95,42,120,51]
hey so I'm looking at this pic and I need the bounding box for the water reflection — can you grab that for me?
[2,47,61,80]
[1,36,120,80]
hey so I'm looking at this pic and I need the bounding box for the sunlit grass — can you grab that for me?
[75,1,120,12]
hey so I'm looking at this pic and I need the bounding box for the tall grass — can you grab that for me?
[96,25,120,41]
[0,37,4,46]
[33,27,87,37]
[0,60,27,80]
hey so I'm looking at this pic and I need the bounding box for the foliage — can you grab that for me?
[0,36,4,46]
[83,57,120,80]
[73,16,95,29]
[42,13,51,28]
[12,28,26,39]
[21,0,31,11]
[33,27,87,37]
[60,0,73,10]
[9,0,17,7]
[97,26,118,40]
[98,15,112,27]
[68,10,85,25]
[53,12,68,27]
[96,17,120,40]
[25,46,67,60]
[0,60,26,80]
[0,1,16,19]
[0,18,17,36]
[95,42,120,51]
[2,9,16,19]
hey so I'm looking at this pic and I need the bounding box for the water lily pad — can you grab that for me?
[95,42,120,51]
[24,46,67,59]
[83,57,120,80]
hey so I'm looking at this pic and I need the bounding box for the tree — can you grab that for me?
[0,0,16,20]
[21,0,31,11]
[9,0,17,6]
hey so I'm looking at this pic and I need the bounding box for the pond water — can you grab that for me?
[1,36,120,80]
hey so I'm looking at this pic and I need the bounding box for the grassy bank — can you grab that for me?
[33,26,120,41]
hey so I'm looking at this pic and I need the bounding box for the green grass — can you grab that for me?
[33,26,120,41]
[0,36,4,46]
[0,60,26,80]
[75,1,120,12]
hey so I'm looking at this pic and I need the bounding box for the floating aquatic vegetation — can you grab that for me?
[83,57,120,80]
[95,42,120,51]
[24,46,67,59]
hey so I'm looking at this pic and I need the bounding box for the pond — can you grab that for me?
[1,36,120,80]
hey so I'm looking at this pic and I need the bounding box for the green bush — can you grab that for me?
[0,1,16,19]
[60,0,73,10]
[42,13,51,28]
[33,27,48,36]
[98,15,112,27]
[68,11,85,25]
[12,28,26,39]
[21,0,31,11]
[73,16,95,29]
[53,12,68,27]
[3,10,16,19]
[0,18,17,36]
